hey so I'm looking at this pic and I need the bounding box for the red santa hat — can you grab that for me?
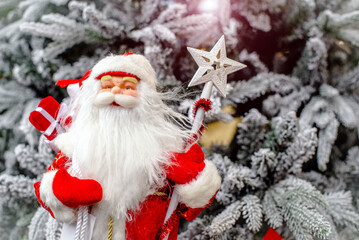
[90,53,157,88]
[56,53,157,89]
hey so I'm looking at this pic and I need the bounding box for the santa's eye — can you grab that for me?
[102,83,113,89]
[123,83,136,90]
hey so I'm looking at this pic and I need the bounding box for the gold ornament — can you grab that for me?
[199,105,242,151]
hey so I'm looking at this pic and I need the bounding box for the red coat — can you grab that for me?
[35,151,219,239]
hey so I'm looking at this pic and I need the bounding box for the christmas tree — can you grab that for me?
[1,0,359,239]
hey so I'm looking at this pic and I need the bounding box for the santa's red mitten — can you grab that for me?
[53,169,103,208]
[37,170,76,223]
[166,143,206,184]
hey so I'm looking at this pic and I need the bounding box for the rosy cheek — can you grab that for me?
[123,90,138,97]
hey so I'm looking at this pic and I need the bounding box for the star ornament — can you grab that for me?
[187,35,246,97]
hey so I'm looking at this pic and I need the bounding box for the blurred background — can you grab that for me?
[1,0,359,239]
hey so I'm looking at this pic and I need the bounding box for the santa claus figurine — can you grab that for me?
[34,53,221,239]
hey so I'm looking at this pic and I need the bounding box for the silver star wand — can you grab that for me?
[163,36,246,239]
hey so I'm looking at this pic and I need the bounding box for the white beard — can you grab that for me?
[56,79,189,220]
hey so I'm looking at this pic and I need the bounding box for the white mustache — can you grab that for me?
[94,92,140,108]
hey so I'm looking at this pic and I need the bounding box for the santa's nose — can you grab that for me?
[111,86,122,94]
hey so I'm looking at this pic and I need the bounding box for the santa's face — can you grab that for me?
[94,75,140,108]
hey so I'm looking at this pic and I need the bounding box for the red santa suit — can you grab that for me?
[34,144,220,239]
[33,53,221,239]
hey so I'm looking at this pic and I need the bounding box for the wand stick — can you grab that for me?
[163,36,246,239]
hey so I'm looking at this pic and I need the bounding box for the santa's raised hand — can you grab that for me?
[166,143,206,184]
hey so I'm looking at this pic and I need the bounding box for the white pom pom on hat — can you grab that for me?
[90,53,158,89]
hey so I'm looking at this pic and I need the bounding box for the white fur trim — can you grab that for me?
[40,170,76,223]
[67,83,81,100]
[176,160,221,209]
[90,54,157,89]
[44,138,59,152]
[54,134,74,158]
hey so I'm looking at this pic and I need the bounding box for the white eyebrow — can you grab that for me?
[122,77,138,84]
[100,75,112,82]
